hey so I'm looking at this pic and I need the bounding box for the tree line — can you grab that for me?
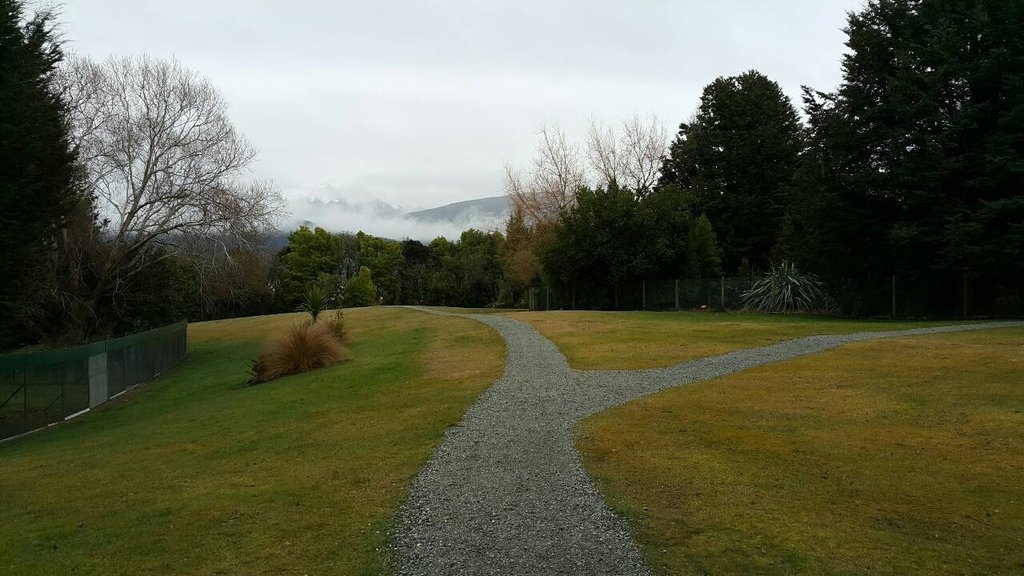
[2,0,1022,351]
[275,226,507,310]
[508,0,1024,317]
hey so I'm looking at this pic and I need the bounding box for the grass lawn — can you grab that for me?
[506,310,960,369]
[579,327,1024,575]
[0,307,503,576]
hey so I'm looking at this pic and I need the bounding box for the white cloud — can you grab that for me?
[282,189,507,241]
[59,0,859,210]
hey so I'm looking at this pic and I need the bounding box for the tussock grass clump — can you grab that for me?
[249,321,347,384]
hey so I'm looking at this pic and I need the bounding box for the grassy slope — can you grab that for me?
[580,327,1024,575]
[507,310,958,369]
[0,308,503,576]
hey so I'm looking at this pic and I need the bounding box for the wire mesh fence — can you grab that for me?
[528,274,1023,317]
[0,321,187,441]
[529,278,758,312]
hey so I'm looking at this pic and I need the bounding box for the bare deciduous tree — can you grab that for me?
[587,119,621,187]
[586,114,668,193]
[619,114,668,193]
[505,123,586,226]
[501,115,668,289]
[59,54,284,307]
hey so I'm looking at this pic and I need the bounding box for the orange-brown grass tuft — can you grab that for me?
[249,321,348,384]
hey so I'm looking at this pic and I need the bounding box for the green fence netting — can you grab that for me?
[0,321,187,441]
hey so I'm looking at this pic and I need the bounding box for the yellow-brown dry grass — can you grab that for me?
[506,310,957,369]
[579,327,1024,575]
[250,321,347,384]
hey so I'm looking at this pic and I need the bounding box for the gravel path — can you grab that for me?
[392,308,1024,576]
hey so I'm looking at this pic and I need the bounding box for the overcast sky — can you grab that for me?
[58,0,862,217]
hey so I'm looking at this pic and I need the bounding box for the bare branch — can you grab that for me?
[61,54,286,295]
[505,123,585,227]
[619,113,668,194]
[587,118,622,188]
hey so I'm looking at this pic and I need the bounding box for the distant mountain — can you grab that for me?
[308,196,404,219]
[403,195,511,226]
[275,194,511,243]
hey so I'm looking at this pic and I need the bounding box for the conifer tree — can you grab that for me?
[0,1,80,347]
[800,0,1024,313]
[660,70,804,274]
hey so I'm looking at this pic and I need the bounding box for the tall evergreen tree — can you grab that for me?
[544,184,653,294]
[660,70,804,274]
[426,237,458,306]
[400,239,431,305]
[543,183,720,308]
[453,229,505,308]
[800,0,1024,314]
[278,227,342,309]
[357,232,404,305]
[0,1,81,348]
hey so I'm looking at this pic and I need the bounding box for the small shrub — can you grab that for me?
[742,261,828,314]
[248,322,347,384]
[325,308,349,343]
[298,284,330,322]
[342,266,377,307]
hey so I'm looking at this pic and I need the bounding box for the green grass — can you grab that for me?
[506,310,961,369]
[0,307,504,575]
[579,327,1024,575]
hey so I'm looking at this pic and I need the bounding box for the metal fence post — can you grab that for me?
[22,371,27,433]
[88,352,108,408]
[891,275,897,318]
[675,279,680,311]
[963,271,969,319]
[720,276,726,310]
[642,280,646,310]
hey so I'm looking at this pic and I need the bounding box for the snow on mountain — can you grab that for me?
[281,191,511,242]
